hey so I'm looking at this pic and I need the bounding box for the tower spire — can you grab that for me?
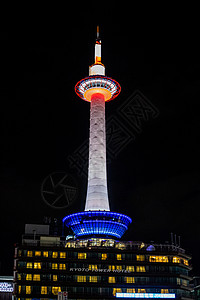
[97,25,100,39]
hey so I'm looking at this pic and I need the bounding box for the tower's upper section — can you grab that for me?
[89,26,105,76]
[75,26,121,102]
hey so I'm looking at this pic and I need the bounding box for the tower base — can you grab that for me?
[63,211,132,239]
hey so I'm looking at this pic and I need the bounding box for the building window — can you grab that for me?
[26,286,31,294]
[60,252,66,258]
[149,256,169,263]
[53,275,58,281]
[34,262,41,269]
[43,251,48,257]
[125,277,135,283]
[41,286,47,294]
[109,265,115,271]
[33,274,40,281]
[77,276,86,282]
[52,251,58,258]
[136,255,145,261]
[183,259,189,266]
[52,263,58,270]
[126,265,135,272]
[52,286,61,295]
[136,266,146,272]
[108,276,116,283]
[26,274,32,280]
[89,276,98,282]
[17,273,21,280]
[113,288,122,296]
[177,278,181,285]
[117,254,122,260]
[26,262,33,269]
[116,265,122,270]
[182,279,188,286]
[173,256,181,263]
[27,251,33,257]
[89,264,98,271]
[78,252,87,259]
[35,251,41,256]
[59,263,66,270]
[138,289,146,293]
[127,289,136,293]
[161,289,169,293]
[101,253,107,260]
[18,285,21,294]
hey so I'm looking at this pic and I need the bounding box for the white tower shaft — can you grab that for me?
[85,93,110,211]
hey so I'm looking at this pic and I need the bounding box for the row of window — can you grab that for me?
[17,261,189,276]
[16,273,188,286]
[17,285,169,296]
[16,285,190,297]
[17,250,189,266]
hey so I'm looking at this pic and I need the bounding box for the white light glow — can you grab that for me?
[116,293,176,299]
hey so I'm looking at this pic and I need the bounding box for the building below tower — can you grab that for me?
[13,224,193,300]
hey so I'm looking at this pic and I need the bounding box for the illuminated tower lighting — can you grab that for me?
[63,27,132,238]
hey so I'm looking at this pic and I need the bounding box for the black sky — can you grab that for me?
[1,7,200,275]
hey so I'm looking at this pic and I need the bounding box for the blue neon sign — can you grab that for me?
[116,293,175,298]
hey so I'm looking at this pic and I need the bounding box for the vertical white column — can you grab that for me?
[85,93,110,211]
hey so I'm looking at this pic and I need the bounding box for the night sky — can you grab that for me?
[1,8,200,276]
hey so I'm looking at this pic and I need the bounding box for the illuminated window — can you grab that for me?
[60,252,66,258]
[116,265,122,270]
[136,255,145,261]
[52,263,58,270]
[43,251,48,257]
[59,263,66,270]
[183,259,189,266]
[26,262,33,269]
[138,289,146,293]
[18,285,21,294]
[26,274,32,280]
[177,278,181,285]
[89,276,98,282]
[126,265,135,272]
[136,266,146,272]
[52,252,58,258]
[113,288,122,296]
[89,264,98,271]
[108,276,116,283]
[33,274,40,281]
[17,273,21,280]
[109,265,115,271]
[161,289,169,294]
[41,286,47,294]
[34,262,41,269]
[127,289,136,293]
[53,275,58,281]
[125,277,135,283]
[26,286,31,294]
[18,249,22,257]
[173,257,181,263]
[27,251,33,257]
[78,252,87,259]
[182,279,188,286]
[149,256,169,263]
[77,276,86,282]
[35,251,41,256]
[101,253,107,260]
[117,254,122,260]
[52,286,61,295]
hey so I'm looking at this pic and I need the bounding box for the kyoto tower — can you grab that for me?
[63,27,132,239]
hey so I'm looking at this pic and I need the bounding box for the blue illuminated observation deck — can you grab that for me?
[63,211,132,239]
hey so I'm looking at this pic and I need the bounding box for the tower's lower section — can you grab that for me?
[63,211,132,239]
